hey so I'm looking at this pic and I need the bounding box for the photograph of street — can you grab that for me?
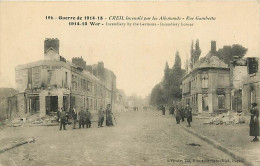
[0,1,259,166]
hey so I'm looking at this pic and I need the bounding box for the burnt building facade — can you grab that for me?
[15,38,117,117]
[182,40,231,113]
[242,57,260,114]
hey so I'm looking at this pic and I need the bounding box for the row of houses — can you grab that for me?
[1,38,125,120]
[181,40,259,115]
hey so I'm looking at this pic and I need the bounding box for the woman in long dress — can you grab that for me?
[250,103,259,142]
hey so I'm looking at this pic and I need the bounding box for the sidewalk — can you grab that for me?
[178,115,260,166]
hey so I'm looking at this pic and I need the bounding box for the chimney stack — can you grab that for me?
[44,38,59,54]
[211,40,216,53]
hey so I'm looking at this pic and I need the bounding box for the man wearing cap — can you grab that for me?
[98,106,105,127]
[186,104,192,127]
[106,104,113,126]
[78,108,86,129]
[86,109,92,128]
[59,108,66,130]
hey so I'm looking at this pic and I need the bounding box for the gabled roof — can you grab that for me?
[199,55,228,68]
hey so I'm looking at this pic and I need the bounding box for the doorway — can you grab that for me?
[30,96,40,114]
[46,96,58,115]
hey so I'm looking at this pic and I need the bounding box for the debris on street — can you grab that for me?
[5,114,59,127]
[203,112,245,125]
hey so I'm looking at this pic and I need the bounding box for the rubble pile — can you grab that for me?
[8,114,58,127]
[203,112,245,125]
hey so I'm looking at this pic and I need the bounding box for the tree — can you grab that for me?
[164,62,170,81]
[231,44,248,58]
[217,44,247,64]
[172,51,182,70]
[149,51,185,106]
[217,46,232,64]
[149,83,165,105]
[169,52,184,102]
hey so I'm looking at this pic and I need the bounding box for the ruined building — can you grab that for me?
[182,40,231,113]
[14,38,117,118]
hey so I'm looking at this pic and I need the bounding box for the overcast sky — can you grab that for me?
[0,1,259,98]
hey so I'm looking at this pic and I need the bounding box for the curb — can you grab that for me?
[0,137,35,154]
[182,126,253,166]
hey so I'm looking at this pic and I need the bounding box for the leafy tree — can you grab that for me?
[231,44,248,58]
[149,51,185,106]
[217,44,247,64]
[169,52,184,102]
[149,83,165,105]
[162,62,171,101]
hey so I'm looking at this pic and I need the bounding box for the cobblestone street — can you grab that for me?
[0,109,245,166]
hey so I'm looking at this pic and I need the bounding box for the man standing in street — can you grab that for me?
[106,104,113,126]
[161,105,166,115]
[98,106,105,127]
[186,104,192,127]
[59,108,66,130]
[180,107,185,122]
[57,107,61,122]
[175,106,181,124]
[86,109,92,128]
[78,108,86,129]
[72,107,77,129]
[169,106,175,116]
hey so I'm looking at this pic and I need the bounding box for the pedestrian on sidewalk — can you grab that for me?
[59,108,66,130]
[106,104,113,126]
[180,107,185,122]
[72,107,77,129]
[86,109,92,128]
[250,102,259,142]
[161,105,166,115]
[175,107,181,124]
[98,106,104,127]
[186,104,192,127]
[57,107,61,122]
[169,106,175,116]
[79,108,86,129]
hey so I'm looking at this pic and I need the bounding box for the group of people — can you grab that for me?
[160,104,193,127]
[162,102,259,142]
[57,104,114,131]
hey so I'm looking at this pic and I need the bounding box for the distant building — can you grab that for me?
[14,38,117,118]
[182,40,231,113]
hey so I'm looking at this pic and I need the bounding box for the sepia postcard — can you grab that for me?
[0,1,260,166]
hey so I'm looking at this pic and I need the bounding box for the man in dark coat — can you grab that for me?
[71,107,77,129]
[161,105,166,115]
[98,106,105,127]
[186,104,192,127]
[175,107,181,124]
[180,107,185,122]
[78,109,86,129]
[86,109,92,128]
[169,106,175,116]
[106,104,113,126]
[59,108,66,130]
[250,103,259,142]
